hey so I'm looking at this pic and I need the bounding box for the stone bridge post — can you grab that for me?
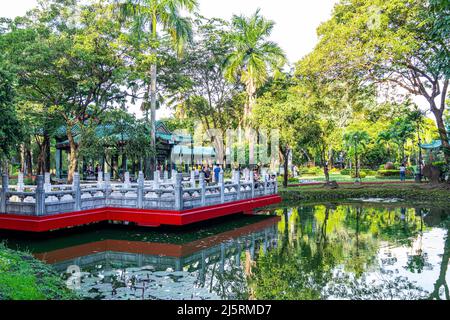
[1,174,9,213]
[174,173,184,211]
[44,172,51,192]
[104,172,111,205]
[219,171,224,204]
[153,170,160,189]
[137,171,144,209]
[199,172,206,206]
[97,171,103,188]
[236,171,241,200]
[17,172,24,192]
[274,175,278,194]
[263,174,268,195]
[190,170,196,188]
[250,172,255,198]
[72,172,81,211]
[35,175,46,216]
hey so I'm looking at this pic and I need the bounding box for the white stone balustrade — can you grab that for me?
[0,170,278,217]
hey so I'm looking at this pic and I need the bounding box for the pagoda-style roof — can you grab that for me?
[55,120,192,149]
[172,145,216,157]
[420,124,449,150]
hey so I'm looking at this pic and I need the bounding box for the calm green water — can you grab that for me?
[2,202,450,300]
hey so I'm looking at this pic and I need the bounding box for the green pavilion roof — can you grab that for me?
[55,120,192,148]
[172,145,216,157]
[420,124,450,150]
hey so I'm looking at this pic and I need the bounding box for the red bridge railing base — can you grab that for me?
[0,195,282,232]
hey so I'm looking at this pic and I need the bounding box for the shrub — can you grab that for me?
[341,169,375,176]
[377,169,400,177]
[360,169,376,176]
[351,172,367,179]
[384,162,395,170]
[300,167,323,176]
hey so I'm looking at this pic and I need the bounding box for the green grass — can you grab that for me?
[278,183,450,203]
[294,173,414,183]
[0,244,78,300]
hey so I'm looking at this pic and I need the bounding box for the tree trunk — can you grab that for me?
[45,134,51,173]
[37,133,50,175]
[282,146,290,188]
[434,112,450,165]
[67,128,78,184]
[246,80,256,168]
[429,226,450,299]
[150,63,157,178]
[25,144,33,176]
[20,144,26,174]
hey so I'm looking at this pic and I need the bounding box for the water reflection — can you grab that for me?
[2,203,449,300]
[250,205,450,300]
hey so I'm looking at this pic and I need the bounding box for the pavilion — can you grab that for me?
[54,121,215,180]
[419,124,450,163]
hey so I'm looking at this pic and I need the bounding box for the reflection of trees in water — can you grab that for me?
[249,205,355,299]
[249,204,450,300]
[326,273,428,300]
[429,225,450,300]
[208,262,250,300]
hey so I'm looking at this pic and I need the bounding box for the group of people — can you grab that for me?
[85,164,102,178]
[190,164,272,185]
[193,164,222,184]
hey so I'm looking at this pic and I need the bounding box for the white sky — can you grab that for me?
[0,0,342,118]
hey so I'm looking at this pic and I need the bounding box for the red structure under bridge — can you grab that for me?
[0,169,281,232]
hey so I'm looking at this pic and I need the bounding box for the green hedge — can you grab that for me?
[300,167,323,176]
[377,169,400,177]
[341,169,376,176]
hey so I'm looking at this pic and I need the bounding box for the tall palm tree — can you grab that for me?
[224,9,286,167]
[117,0,198,176]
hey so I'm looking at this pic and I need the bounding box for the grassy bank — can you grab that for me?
[0,244,77,300]
[279,183,450,203]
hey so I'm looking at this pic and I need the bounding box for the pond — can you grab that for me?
[2,202,449,300]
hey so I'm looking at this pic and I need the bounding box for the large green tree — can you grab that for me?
[164,16,244,164]
[224,10,286,166]
[116,0,198,176]
[0,55,22,169]
[224,9,286,125]
[1,0,131,182]
[304,0,450,164]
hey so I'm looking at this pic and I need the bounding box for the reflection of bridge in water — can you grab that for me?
[34,216,280,277]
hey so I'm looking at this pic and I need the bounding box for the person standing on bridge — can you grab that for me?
[214,164,221,184]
